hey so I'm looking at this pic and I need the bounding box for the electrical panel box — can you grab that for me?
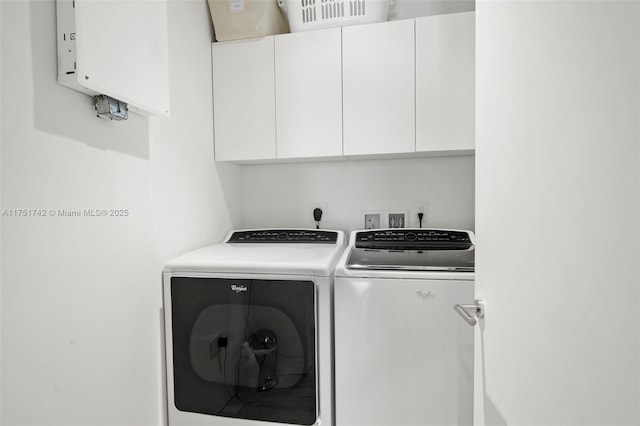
[56,0,171,118]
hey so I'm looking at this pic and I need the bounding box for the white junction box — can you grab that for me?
[56,0,171,118]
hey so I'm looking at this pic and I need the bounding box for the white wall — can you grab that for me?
[0,1,240,425]
[391,0,474,20]
[241,156,475,234]
[475,1,639,424]
[0,1,3,422]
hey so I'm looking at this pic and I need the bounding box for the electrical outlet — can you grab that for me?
[361,211,383,230]
[308,202,328,224]
[412,202,427,227]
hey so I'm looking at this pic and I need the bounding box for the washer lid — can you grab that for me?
[346,247,475,272]
[346,229,475,272]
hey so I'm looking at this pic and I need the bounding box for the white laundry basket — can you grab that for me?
[277,0,389,32]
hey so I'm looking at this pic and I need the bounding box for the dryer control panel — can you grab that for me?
[228,229,338,244]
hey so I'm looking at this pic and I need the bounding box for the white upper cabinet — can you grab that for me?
[210,14,475,163]
[275,28,343,159]
[416,12,475,153]
[342,19,416,156]
[212,37,276,162]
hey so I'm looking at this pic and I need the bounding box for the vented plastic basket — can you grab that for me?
[277,0,389,32]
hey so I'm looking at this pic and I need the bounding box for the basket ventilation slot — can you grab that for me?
[301,0,317,23]
[321,0,345,20]
[300,0,373,23]
[350,0,366,16]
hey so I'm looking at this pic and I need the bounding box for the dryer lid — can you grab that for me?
[227,229,338,244]
[164,229,346,276]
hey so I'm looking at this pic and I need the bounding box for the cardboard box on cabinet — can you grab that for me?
[208,0,289,41]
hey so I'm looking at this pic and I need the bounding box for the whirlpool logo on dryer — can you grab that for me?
[231,284,248,293]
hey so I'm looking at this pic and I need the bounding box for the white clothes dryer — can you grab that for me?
[333,229,475,426]
[163,229,345,426]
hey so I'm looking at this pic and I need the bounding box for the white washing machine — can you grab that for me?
[163,229,346,426]
[333,229,475,426]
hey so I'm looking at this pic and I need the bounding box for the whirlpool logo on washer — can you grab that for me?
[231,284,248,293]
[416,290,435,300]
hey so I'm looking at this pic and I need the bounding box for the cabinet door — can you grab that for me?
[342,19,415,156]
[416,12,475,153]
[212,37,276,162]
[275,28,342,159]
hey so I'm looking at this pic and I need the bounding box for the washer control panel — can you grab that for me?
[228,229,338,244]
[355,229,472,250]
